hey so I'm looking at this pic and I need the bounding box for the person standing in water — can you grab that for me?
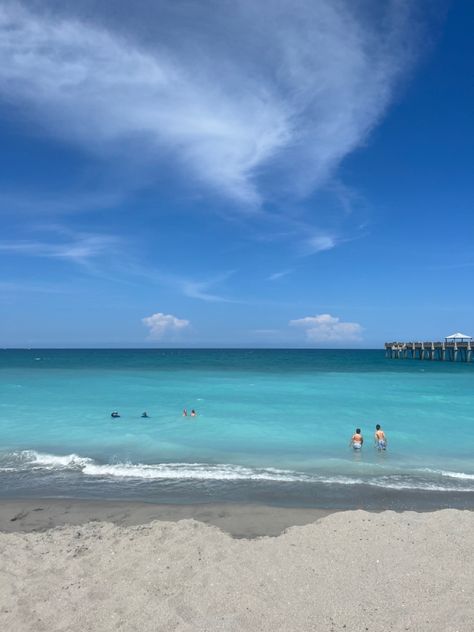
[350,428,363,450]
[374,424,387,450]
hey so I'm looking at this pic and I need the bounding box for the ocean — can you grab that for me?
[1,349,473,509]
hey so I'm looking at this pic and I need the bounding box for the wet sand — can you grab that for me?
[0,499,333,538]
[0,500,473,631]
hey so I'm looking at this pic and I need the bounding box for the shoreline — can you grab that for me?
[1,477,474,516]
[0,498,334,538]
[1,497,474,538]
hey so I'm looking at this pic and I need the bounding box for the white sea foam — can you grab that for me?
[2,451,474,491]
[80,461,314,482]
[366,478,472,492]
[4,451,313,482]
[421,468,474,481]
[440,471,474,481]
[21,450,93,470]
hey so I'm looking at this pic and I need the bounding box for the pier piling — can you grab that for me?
[385,341,473,362]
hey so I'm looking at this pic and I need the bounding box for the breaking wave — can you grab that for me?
[1,451,317,482]
[1,450,474,492]
[0,450,474,492]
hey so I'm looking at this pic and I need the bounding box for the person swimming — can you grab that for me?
[191,409,196,417]
[111,411,120,418]
[374,424,387,450]
[141,412,149,418]
[183,408,187,417]
[350,428,363,450]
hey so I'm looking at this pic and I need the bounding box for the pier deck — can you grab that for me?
[385,341,473,362]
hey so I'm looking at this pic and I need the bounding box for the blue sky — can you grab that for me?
[0,0,473,347]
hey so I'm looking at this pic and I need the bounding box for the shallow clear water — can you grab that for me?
[1,349,473,507]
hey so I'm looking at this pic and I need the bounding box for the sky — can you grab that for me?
[0,0,473,348]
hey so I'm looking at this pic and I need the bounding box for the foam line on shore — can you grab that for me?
[2,450,474,492]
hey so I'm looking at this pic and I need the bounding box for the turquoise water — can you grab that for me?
[1,349,474,507]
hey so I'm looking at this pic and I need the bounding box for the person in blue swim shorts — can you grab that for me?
[374,424,387,450]
[350,428,364,450]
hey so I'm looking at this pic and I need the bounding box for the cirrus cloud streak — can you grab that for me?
[0,1,420,207]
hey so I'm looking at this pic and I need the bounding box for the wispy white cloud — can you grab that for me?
[303,233,338,255]
[300,225,365,256]
[94,257,239,303]
[134,265,237,303]
[142,312,190,340]
[0,232,119,263]
[267,270,292,281]
[180,279,230,303]
[0,1,420,207]
[290,313,363,342]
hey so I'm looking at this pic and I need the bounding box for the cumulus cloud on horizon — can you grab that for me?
[0,1,420,207]
[290,313,363,342]
[142,312,190,339]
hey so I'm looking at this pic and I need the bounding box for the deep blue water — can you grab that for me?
[1,349,473,508]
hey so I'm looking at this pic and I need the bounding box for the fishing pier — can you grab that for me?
[385,333,473,362]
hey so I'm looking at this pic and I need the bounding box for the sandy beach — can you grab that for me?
[1,501,473,631]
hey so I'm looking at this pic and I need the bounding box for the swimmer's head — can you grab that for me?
[376,424,381,430]
[356,428,361,434]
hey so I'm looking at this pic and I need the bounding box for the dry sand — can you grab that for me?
[0,501,473,632]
